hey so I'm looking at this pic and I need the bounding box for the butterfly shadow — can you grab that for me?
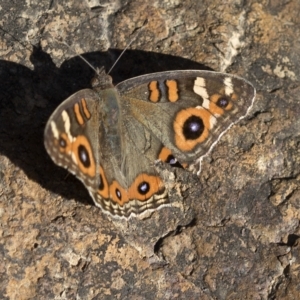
[0,46,211,205]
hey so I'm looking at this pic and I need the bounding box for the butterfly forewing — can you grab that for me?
[44,89,101,197]
[117,70,255,168]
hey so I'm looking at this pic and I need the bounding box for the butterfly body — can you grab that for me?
[44,68,255,218]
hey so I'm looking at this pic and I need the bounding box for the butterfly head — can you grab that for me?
[91,67,114,91]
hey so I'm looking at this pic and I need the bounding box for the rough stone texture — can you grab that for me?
[0,0,300,299]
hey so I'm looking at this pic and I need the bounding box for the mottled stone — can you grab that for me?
[0,0,300,299]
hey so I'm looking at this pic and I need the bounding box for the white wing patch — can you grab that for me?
[224,77,233,96]
[62,110,74,142]
[50,121,59,139]
[194,77,209,100]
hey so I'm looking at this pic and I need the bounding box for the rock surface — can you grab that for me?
[0,0,299,299]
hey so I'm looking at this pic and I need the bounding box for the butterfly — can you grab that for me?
[44,67,256,219]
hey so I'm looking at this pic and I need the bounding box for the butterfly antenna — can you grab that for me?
[56,18,147,75]
[107,19,148,75]
[61,40,100,74]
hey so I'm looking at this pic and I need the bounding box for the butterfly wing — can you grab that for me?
[44,83,169,218]
[44,70,255,219]
[116,70,256,173]
[44,89,102,202]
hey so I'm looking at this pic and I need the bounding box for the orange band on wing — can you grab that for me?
[149,81,160,102]
[81,98,91,119]
[74,103,84,125]
[166,80,179,102]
